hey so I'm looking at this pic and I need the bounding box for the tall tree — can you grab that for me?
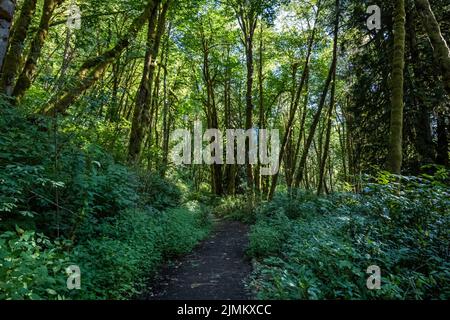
[268,2,321,200]
[0,0,37,95]
[128,0,170,163]
[12,0,64,101]
[0,0,16,72]
[414,0,450,95]
[294,0,340,188]
[233,0,259,190]
[127,0,162,163]
[42,0,156,116]
[387,0,406,174]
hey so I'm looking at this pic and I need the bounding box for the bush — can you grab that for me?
[66,204,210,300]
[0,107,140,236]
[0,106,210,300]
[0,204,211,300]
[0,229,69,300]
[247,210,291,258]
[212,195,256,223]
[249,176,450,300]
[137,172,182,211]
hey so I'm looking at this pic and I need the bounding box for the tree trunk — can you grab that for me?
[244,24,255,191]
[128,0,160,163]
[0,0,16,72]
[200,18,223,195]
[128,0,169,163]
[12,0,63,102]
[317,82,335,195]
[42,0,155,116]
[235,5,258,192]
[291,69,309,187]
[255,21,264,193]
[406,8,434,170]
[387,0,406,174]
[0,0,37,95]
[223,45,236,195]
[294,0,339,188]
[161,25,171,175]
[414,0,450,95]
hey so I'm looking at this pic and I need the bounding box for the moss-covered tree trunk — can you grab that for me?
[414,0,450,95]
[242,15,256,192]
[127,1,160,163]
[387,0,406,174]
[42,0,155,116]
[128,0,169,163]
[0,0,16,72]
[12,0,63,102]
[0,0,37,96]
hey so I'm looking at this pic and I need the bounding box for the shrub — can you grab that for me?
[247,210,291,258]
[137,172,182,211]
[249,176,450,300]
[66,204,210,300]
[212,195,256,223]
[0,229,68,300]
[0,107,210,300]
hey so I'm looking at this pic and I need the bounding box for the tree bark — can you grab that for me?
[387,0,406,174]
[12,0,63,101]
[255,21,264,193]
[128,0,160,163]
[414,0,450,95]
[235,4,258,191]
[291,68,309,188]
[317,76,336,195]
[42,0,155,116]
[128,0,169,163]
[0,0,16,72]
[161,24,171,175]
[0,0,37,95]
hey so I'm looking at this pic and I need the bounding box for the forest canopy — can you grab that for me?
[0,0,449,300]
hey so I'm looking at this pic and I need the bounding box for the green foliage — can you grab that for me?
[249,176,450,300]
[68,204,210,300]
[0,106,210,300]
[0,205,210,300]
[212,195,256,223]
[0,107,140,234]
[159,204,211,257]
[0,229,68,300]
[247,210,291,258]
[137,172,182,211]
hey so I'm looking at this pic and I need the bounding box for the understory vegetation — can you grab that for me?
[0,106,210,299]
[247,173,450,299]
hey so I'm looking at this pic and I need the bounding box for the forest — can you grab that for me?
[0,0,449,300]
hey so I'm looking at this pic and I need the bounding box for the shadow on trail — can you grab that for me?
[147,220,253,300]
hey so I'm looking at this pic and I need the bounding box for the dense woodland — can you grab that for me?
[0,0,449,300]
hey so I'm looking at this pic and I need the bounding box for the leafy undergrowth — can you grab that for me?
[248,175,450,300]
[212,195,257,224]
[0,106,211,299]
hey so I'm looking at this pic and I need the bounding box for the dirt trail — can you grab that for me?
[147,220,253,300]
